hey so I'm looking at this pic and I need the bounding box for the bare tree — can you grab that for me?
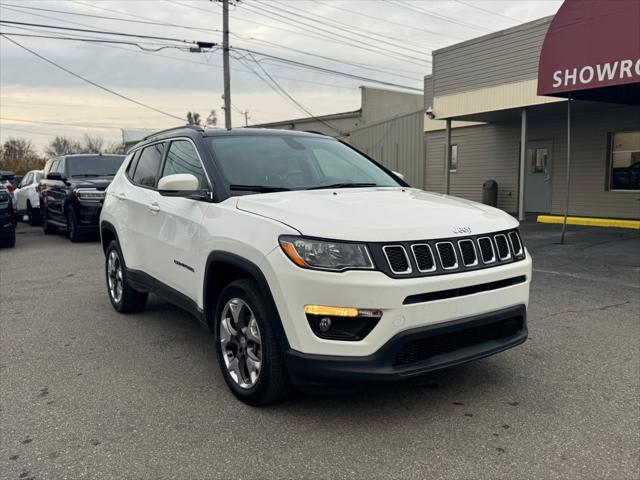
[79,134,105,153]
[206,109,218,127]
[104,141,126,155]
[45,136,81,157]
[186,112,201,126]
[0,137,44,174]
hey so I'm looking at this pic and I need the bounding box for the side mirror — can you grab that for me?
[392,170,405,180]
[158,173,200,196]
[47,172,63,181]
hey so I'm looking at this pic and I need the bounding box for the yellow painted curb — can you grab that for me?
[537,215,640,229]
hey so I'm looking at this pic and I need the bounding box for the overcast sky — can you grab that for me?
[0,0,563,153]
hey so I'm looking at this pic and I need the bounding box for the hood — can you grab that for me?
[68,176,113,189]
[236,187,518,242]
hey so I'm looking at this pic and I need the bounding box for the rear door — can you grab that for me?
[150,139,209,300]
[124,142,165,274]
[15,172,32,212]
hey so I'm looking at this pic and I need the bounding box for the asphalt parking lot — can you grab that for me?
[1,221,639,480]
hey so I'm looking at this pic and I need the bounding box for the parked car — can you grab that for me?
[14,169,44,225]
[0,170,16,194]
[40,154,125,241]
[0,184,16,248]
[100,126,531,405]
[612,161,640,190]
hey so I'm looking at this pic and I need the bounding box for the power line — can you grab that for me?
[231,47,423,92]
[0,20,206,46]
[1,35,186,121]
[256,0,435,55]
[239,2,430,66]
[0,117,151,130]
[0,126,60,137]
[313,0,465,41]
[383,0,492,33]
[236,53,345,136]
[455,0,523,23]
[0,31,195,52]
[0,2,223,36]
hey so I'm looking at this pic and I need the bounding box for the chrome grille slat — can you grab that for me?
[411,244,436,272]
[494,234,512,260]
[508,231,523,256]
[383,245,412,274]
[436,242,458,270]
[458,239,478,267]
[477,237,496,264]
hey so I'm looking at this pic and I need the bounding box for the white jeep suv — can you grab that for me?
[100,126,531,405]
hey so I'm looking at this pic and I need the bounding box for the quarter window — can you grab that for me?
[132,143,165,188]
[161,140,206,188]
[609,131,640,191]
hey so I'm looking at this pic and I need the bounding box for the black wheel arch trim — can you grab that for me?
[204,251,290,351]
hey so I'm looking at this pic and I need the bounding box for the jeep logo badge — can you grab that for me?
[452,226,472,235]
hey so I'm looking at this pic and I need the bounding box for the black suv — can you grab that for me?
[0,184,16,248]
[40,154,125,241]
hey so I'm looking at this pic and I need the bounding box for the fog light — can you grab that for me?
[318,317,332,332]
[304,305,382,341]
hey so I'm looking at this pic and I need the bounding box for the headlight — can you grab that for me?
[279,236,374,271]
[75,188,105,201]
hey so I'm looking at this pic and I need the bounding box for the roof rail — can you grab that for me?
[142,124,204,141]
[303,130,328,136]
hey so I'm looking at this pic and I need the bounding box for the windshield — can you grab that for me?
[67,156,124,177]
[207,135,401,192]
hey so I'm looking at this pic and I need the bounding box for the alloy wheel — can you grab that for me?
[220,298,262,389]
[107,249,124,304]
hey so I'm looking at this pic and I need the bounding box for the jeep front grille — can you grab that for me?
[372,228,525,278]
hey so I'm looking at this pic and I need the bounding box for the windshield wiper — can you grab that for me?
[307,182,377,190]
[229,184,291,193]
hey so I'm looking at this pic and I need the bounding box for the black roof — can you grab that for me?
[141,125,329,143]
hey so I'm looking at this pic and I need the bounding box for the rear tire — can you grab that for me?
[66,207,83,242]
[1,229,16,248]
[27,202,41,226]
[42,207,56,235]
[105,240,148,313]
[215,279,290,405]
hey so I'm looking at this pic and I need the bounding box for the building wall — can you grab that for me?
[349,110,425,189]
[425,104,640,219]
[432,17,552,98]
[361,87,423,124]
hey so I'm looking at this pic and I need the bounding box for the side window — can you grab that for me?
[132,143,165,188]
[55,159,66,175]
[161,140,206,188]
[20,173,32,187]
[127,150,141,180]
[48,160,59,176]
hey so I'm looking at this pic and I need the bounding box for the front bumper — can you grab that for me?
[264,247,532,357]
[285,304,527,387]
[74,200,103,231]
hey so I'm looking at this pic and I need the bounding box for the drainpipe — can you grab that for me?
[444,119,451,194]
[518,108,527,222]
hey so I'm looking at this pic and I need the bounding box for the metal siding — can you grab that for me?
[349,111,425,189]
[433,19,551,97]
[424,105,640,219]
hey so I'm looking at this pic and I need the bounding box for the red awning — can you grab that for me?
[537,0,640,103]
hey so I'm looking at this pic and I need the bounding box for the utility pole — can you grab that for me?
[243,110,249,127]
[222,0,232,130]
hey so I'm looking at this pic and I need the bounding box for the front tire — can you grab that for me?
[42,207,56,235]
[215,279,290,405]
[66,208,82,242]
[27,202,41,226]
[1,229,16,248]
[105,240,148,313]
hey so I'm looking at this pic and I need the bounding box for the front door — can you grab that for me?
[525,140,552,213]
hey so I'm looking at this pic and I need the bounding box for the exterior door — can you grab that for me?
[525,140,552,213]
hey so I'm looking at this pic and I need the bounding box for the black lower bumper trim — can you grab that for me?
[284,305,527,387]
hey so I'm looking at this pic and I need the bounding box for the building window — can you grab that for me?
[449,144,458,172]
[609,131,640,191]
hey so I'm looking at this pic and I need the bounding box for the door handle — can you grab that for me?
[148,202,160,213]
